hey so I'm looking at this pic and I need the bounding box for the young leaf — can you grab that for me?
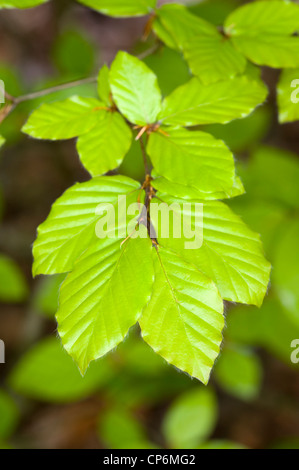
[97,64,112,106]
[162,387,218,448]
[8,336,113,402]
[33,175,141,276]
[0,0,48,8]
[140,246,224,384]
[22,97,104,140]
[77,111,132,176]
[159,75,267,126]
[147,127,235,194]
[277,68,299,123]
[76,0,157,17]
[224,1,299,68]
[57,235,154,374]
[154,193,271,307]
[154,3,246,85]
[110,52,162,125]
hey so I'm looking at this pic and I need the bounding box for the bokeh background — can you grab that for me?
[0,0,299,449]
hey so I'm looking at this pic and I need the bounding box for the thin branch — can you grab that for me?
[4,42,161,108]
[139,135,151,176]
[13,77,97,105]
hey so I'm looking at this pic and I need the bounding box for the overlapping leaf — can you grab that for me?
[33,175,141,276]
[154,4,246,85]
[22,97,103,140]
[224,1,299,68]
[147,127,235,194]
[140,246,224,384]
[57,234,154,373]
[158,75,267,126]
[110,51,162,125]
[152,174,245,201]
[77,0,156,17]
[77,111,132,176]
[153,193,271,307]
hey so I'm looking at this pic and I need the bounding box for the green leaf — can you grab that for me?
[162,387,218,448]
[0,0,48,8]
[140,246,224,384]
[8,336,113,402]
[154,3,246,85]
[144,47,190,96]
[99,407,148,449]
[33,274,66,317]
[225,1,299,68]
[110,51,162,125]
[0,390,19,439]
[22,96,104,140]
[147,127,235,194]
[152,174,245,201]
[238,146,299,209]
[0,136,5,148]
[77,111,132,176]
[159,75,267,126]
[154,193,271,307]
[277,68,299,123]
[57,234,154,374]
[214,345,262,401]
[0,255,28,303]
[52,29,95,78]
[97,65,112,106]
[273,220,299,329]
[33,175,141,276]
[76,0,156,17]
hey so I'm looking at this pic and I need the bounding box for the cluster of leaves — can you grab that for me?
[3,0,299,385]
[20,47,271,383]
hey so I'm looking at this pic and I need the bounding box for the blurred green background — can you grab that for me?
[0,0,299,449]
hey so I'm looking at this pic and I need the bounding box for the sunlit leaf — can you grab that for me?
[57,234,154,373]
[140,246,224,384]
[159,75,267,126]
[147,127,235,194]
[110,51,162,125]
[77,111,132,176]
[22,96,104,140]
[154,193,271,307]
[77,0,157,17]
[33,175,141,276]
[225,1,299,68]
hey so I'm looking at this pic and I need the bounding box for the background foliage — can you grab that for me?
[0,0,299,449]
